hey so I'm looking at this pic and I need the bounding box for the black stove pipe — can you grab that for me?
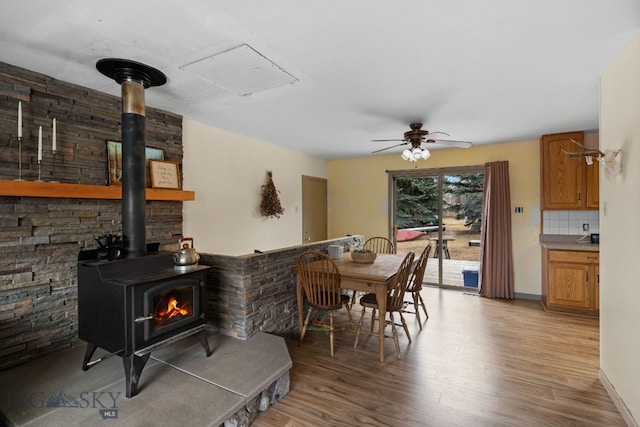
[121,110,146,257]
[96,59,166,258]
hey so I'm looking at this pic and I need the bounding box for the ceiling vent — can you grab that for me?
[180,44,299,96]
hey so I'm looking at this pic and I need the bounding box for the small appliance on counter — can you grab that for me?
[590,233,600,244]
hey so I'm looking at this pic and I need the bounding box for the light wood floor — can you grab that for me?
[253,287,625,427]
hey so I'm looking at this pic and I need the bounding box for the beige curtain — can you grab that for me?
[479,161,514,299]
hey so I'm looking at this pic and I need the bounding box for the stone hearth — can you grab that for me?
[0,331,290,426]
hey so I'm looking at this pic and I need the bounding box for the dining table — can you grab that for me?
[295,252,412,362]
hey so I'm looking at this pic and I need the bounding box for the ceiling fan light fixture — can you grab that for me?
[400,146,431,163]
[400,145,431,163]
[373,123,472,159]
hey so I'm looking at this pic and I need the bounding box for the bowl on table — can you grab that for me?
[351,250,377,263]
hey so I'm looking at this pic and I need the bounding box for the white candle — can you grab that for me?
[52,119,57,152]
[17,102,22,138]
[38,126,42,162]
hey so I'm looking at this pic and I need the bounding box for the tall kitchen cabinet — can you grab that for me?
[541,249,599,316]
[540,131,599,209]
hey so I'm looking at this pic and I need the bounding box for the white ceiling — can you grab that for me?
[1,1,639,159]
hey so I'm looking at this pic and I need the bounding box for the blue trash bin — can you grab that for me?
[462,269,478,287]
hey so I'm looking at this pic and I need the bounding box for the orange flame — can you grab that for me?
[158,297,189,320]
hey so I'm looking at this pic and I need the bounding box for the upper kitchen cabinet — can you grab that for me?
[540,131,599,210]
[585,159,599,208]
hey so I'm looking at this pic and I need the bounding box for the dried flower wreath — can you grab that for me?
[260,171,284,218]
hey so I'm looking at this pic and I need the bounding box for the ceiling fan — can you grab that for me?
[372,123,472,162]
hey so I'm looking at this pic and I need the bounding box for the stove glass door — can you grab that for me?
[143,278,201,341]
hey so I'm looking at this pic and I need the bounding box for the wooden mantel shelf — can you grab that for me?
[0,179,195,201]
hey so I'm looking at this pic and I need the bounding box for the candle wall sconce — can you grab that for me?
[15,136,23,181]
[36,160,43,182]
[35,125,43,182]
[15,101,23,181]
[13,99,58,181]
[49,119,59,182]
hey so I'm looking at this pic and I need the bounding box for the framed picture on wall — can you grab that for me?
[149,160,182,190]
[106,140,165,187]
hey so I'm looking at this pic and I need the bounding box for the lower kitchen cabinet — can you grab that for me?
[542,249,599,316]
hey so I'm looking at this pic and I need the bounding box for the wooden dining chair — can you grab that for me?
[353,251,415,359]
[296,250,355,356]
[363,236,395,254]
[348,236,396,309]
[403,244,432,330]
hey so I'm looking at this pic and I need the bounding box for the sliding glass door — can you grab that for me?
[391,166,484,289]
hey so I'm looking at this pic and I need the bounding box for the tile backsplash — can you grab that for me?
[542,210,599,235]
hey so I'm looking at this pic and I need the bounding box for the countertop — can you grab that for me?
[539,234,599,252]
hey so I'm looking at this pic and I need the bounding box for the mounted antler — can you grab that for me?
[562,139,605,159]
[563,139,621,174]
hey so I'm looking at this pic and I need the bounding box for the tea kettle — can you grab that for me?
[173,237,200,269]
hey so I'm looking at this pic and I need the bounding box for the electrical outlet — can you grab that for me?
[582,223,589,232]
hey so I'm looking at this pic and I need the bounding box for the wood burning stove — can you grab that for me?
[77,58,212,398]
[78,251,211,398]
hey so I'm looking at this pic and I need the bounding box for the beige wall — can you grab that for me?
[327,140,542,296]
[182,119,327,255]
[600,31,640,422]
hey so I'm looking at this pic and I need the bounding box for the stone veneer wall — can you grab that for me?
[200,236,361,340]
[0,62,185,370]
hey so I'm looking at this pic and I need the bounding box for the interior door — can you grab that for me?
[302,175,327,243]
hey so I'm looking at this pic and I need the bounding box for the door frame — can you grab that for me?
[387,165,484,286]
